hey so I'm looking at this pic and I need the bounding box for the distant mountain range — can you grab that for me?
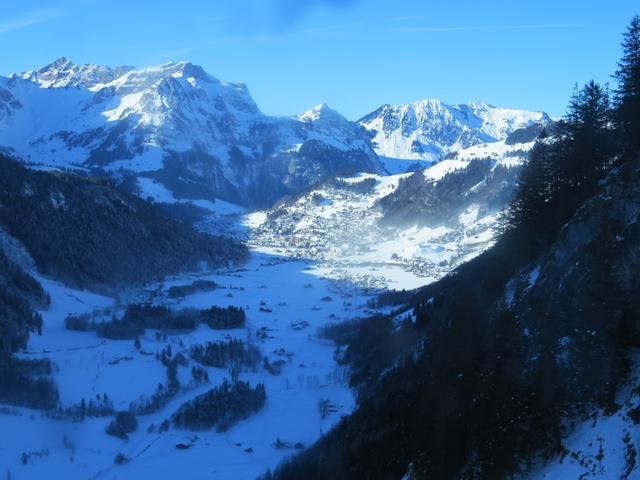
[358,99,550,162]
[0,58,379,207]
[0,58,550,207]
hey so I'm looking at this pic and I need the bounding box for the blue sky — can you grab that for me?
[1,0,638,119]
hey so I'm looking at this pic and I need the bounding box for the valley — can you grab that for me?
[0,57,546,479]
[4,22,638,477]
[0,149,517,478]
[2,252,371,479]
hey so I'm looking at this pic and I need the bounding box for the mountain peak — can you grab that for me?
[156,61,213,83]
[31,56,76,80]
[298,103,345,123]
[467,100,493,110]
[359,98,551,161]
[0,59,380,206]
[22,58,134,89]
[39,57,73,72]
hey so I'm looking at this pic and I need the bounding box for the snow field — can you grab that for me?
[2,254,371,479]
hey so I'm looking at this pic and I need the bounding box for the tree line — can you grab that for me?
[65,303,247,339]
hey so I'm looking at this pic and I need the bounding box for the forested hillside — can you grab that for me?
[0,250,57,409]
[0,157,248,289]
[266,16,640,480]
[0,155,248,410]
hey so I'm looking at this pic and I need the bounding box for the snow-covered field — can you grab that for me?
[137,177,247,216]
[1,253,379,479]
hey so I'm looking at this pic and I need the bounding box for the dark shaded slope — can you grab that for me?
[268,155,640,480]
[0,250,57,409]
[0,156,248,289]
[267,35,640,476]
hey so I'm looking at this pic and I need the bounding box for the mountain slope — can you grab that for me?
[267,97,639,479]
[246,125,544,291]
[377,124,544,228]
[0,156,247,289]
[0,249,57,410]
[359,99,550,162]
[0,58,381,207]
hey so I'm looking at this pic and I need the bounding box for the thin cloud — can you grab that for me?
[396,24,600,33]
[0,7,66,35]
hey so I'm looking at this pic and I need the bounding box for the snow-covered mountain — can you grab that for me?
[359,98,550,163]
[246,124,544,290]
[0,58,380,207]
[376,128,541,230]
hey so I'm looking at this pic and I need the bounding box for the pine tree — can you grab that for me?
[614,15,640,149]
[558,80,612,195]
[503,81,612,257]
[503,130,560,253]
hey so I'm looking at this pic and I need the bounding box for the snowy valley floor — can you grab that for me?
[4,169,639,479]
[3,171,444,480]
[1,252,387,479]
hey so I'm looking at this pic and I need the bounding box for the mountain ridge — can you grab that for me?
[0,58,380,208]
[1,58,552,207]
[359,98,550,162]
